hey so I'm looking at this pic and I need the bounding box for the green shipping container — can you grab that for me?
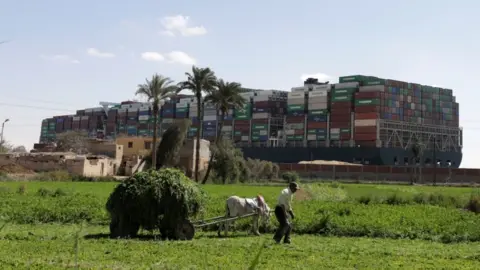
[308,109,328,115]
[176,107,188,113]
[332,88,356,95]
[331,95,353,102]
[286,135,304,141]
[339,75,369,83]
[288,104,305,111]
[340,128,351,134]
[363,79,386,86]
[355,99,381,106]
[252,124,267,130]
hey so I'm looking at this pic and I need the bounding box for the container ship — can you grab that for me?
[38,74,462,168]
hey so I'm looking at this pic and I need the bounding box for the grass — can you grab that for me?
[1,224,480,269]
[1,181,480,268]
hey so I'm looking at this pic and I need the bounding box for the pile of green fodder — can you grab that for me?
[106,168,207,240]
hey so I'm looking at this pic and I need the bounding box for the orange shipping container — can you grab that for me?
[330,122,350,128]
[354,133,377,141]
[355,112,379,120]
[355,126,377,134]
[307,122,327,129]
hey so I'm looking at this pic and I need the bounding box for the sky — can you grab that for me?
[0,0,479,168]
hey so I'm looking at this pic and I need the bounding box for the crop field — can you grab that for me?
[1,181,480,269]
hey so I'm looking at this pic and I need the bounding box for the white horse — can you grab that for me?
[218,195,271,237]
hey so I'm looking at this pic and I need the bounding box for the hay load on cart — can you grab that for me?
[106,168,207,240]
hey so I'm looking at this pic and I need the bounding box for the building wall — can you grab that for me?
[116,137,152,157]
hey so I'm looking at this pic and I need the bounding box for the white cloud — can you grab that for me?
[140,50,197,65]
[160,15,207,37]
[40,54,79,64]
[141,52,165,62]
[165,51,196,65]
[300,73,333,82]
[86,48,115,58]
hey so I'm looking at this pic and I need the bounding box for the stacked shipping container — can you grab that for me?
[203,102,218,141]
[307,85,330,142]
[285,91,305,142]
[188,99,200,139]
[251,91,287,142]
[330,82,356,144]
[233,92,253,143]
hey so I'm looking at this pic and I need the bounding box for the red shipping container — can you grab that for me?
[355,105,381,113]
[354,133,377,141]
[330,107,353,114]
[331,102,353,108]
[355,112,379,120]
[354,126,376,134]
[252,119,268,124]
[286,116,305,123]
[355,92,383,99]
[234,125,250,131]
[307,122,327,129]
[330,115,351,122]
[330,122,350,128]
[339,134,350,140]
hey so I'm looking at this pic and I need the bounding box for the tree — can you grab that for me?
[135,74,179,170]
[56,131,90,154]
[410,140,424,184]
[0,140,11,153]
[201,79,247,184]
[11,145,27,153]
[178,66,217,182]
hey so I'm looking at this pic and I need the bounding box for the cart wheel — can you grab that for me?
[175,219,195,240]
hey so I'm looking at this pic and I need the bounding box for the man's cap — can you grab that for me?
[289,182,300,190]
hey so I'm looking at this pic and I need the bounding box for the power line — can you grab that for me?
[0,102,76,112]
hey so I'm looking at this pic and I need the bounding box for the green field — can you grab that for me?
[1,181,480,269]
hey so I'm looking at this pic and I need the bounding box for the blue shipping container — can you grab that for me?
[252,135,268,141]
[203,131,216,137]
[176,112,188,118]
[139,111,150,116]
[287,111,305,117]
[203,126,216,131]
[307,115,327,122]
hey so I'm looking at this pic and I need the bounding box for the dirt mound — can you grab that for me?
[294,189,313,201]
[0,164,33,174]
[299,160,361,166]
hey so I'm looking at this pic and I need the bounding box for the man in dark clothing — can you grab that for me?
[273,182,299,244]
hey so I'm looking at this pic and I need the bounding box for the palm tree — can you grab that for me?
[135,74,178,169]
[178,66,217,181]
[201,79,247,184]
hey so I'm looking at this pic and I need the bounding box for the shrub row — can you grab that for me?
[1,183,480,243]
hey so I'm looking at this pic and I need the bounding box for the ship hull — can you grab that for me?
[239,147,462,168]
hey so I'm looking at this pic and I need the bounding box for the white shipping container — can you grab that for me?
[241,136,249,141]
[162,119,174,123]
[252,112,269,119]
[330,128,340,133]
[139,107,150,112]
[176,103,188,108]
[308,96,328,103]
[240,92,254,98]
[354,119,377,127]
[335,82,359,89]
[81,116,89,120]
[285,129,295,135]
[253,96,270,102]
[285,123,304,130]
[359,85,386,92]
[120,104,131,109]
[312,84,332,91]
[291,86,306,92]
[204,115,218,121]
[117,108,127,113]
[288,92,304,98]
[73,116,81,121]
[308,90,328,97]
[204,111,217,116]
[259,130,268,136]
[307,134,317,141]
[138,115,150,121]
[222,125,233,131]
[85,109,93,113]
[308,103,328,110]
[287,98,305,105]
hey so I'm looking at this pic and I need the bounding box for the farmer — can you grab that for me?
[273,182,299,244]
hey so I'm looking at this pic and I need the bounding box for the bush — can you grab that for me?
[465,195,480,214]
[33,171,72,181]
[281,171,299,183]
[106,168,207,240]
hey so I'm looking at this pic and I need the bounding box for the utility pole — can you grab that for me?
[433,136,437,185]
[0,118,10,143]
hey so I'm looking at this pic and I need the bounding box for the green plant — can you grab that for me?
[105,168,207,240]
[281,171,299,183]
[465,195,480,214]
